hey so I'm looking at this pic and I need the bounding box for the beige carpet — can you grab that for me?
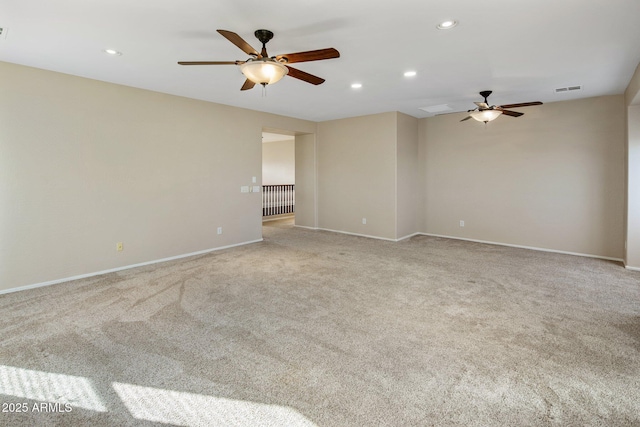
[1,218,639,426]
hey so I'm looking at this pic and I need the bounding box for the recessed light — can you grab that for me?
[404,71,417,77]
[437,20,458,30]
[351,83,362,89]
[103,49,122,56]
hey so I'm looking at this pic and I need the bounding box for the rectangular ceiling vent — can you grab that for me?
[419,104,453,113]
[555,85,582,93]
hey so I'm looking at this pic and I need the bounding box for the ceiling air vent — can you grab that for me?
[419,104,453,113]
[555,85,582,93]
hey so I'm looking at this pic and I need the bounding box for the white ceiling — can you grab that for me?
[1,0,639,122]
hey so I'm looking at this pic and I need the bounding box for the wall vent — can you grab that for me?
[0,27,7,39]
[555,85,582,93]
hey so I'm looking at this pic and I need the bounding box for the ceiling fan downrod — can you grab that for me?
[254,29,274,58]
[479,90,492,107]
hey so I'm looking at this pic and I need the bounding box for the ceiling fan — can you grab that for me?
[461,91,542,123]
[178,29,340,91]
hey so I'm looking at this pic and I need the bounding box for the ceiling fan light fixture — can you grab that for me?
[240,59,288,85]
[470,109,502,123]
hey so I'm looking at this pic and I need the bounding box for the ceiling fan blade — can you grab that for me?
[177,61,244,65]
[285,66,325,85]
[500,109,525,117]
[474,102,489,109]
[276,48,340,64]
[217,30,260,57]
[460,116,473,122]
[499,101,542,109]
[240,79,256,91]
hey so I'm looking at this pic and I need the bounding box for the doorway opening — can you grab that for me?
[262,131,295,223]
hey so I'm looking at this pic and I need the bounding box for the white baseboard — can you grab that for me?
[299,228,420,242]
[419,233,624,263]
[0,239,264,296]
[397,232,422,242]
[315,227,398,242]
[624,264,640,271]
[293,225,318,230]
[262,214,294,222]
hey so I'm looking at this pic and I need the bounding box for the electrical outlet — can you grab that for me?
[459,220,465,227]
[362,218,367,225]
[217,227,223,235]
[117,242,123,251]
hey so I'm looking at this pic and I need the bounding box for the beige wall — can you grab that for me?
[625,63,640,106]
[262,139,295,185]
[625,63,640,268]
[396,113,420,239]
[418,118,429,233]
[317,113,397,239]
[0,61,314,291]
[1,60,633,291]
[421,95,626,259]
[294,134,317,228]
[627,106,640,268]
